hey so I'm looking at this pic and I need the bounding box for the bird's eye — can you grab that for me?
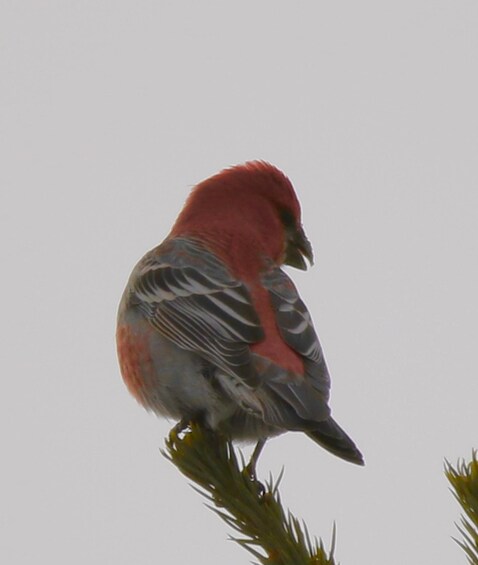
[279,208,296,229]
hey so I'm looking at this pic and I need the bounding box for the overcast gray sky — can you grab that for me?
[2,2,477,564]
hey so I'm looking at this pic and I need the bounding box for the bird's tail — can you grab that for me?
[306,417,364,465]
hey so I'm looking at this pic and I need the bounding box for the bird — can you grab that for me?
[116,161,364,466]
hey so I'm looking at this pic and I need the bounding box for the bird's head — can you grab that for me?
[171,161,314,272]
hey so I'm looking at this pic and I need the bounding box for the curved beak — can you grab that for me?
[284,225,314,270]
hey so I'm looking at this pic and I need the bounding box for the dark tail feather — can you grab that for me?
[306,417,364,466]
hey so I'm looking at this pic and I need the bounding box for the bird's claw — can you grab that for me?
[243,464,266,497]
[171,418,191,441]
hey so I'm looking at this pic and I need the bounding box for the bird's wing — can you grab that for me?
[128,237,264,387]
[261,267,331,403]
[260,268,364,465]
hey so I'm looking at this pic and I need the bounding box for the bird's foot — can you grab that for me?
[242,439,267,496]
[171,418,191,441]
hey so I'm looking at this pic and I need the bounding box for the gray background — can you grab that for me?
[2,2,477,564]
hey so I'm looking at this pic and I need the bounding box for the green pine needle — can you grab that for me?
[445,450,478,565]
[162,423,337,565]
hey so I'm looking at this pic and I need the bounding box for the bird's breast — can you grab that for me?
[116,322,154,405]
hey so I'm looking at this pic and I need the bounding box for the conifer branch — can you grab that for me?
[163,424,337,565]
[446,450,478,565]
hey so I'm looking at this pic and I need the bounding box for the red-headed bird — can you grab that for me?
[117,162,364,465]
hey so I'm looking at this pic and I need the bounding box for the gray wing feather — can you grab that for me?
[261,267,331,401]
[129,238,264,386]
[262,268,323,362]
